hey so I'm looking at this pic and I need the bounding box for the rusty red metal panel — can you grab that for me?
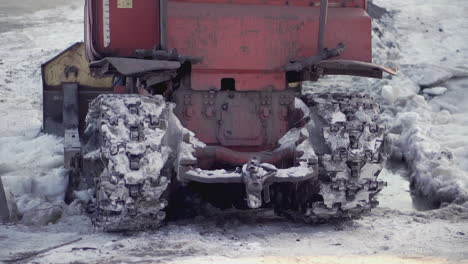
[88,0,372,91]
[173,90,294,149]
[92,0,160,57]
[171,0,366,8]
[167,2,372,91]
[191,72,286,92]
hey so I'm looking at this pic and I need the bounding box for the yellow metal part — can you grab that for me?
[43,43,112,88]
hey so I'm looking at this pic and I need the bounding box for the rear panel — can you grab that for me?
[168,2,372,91]
[87,0,371,91]
[170,0,366,8]
[81,0,373,149]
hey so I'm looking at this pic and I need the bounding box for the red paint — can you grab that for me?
[93,0,160,57]
[167,2,371,90]
[171,0,366,8]
[89,0,372,90]
[113,85,128,94]
[87,0,373,149]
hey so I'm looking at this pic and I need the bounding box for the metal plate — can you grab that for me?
[103,0,110,47]
[92,0,159,57]
[118,0,133,8]
[168,2,372,91]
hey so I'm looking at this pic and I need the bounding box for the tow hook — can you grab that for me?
[242,157,277,209]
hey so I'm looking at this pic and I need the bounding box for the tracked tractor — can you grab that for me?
[40,0,396,231]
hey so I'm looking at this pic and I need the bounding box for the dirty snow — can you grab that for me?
[1,206,468,263]
[0,0,468,263]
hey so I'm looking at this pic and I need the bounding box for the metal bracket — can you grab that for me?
[284,0,397,81]
[90,57,181,77]
[285,43,345,72]
[63,83,82,203]
[64,65,79,78]
[63,83,81,169]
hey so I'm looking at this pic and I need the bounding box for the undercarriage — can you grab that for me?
[76,90,386,231]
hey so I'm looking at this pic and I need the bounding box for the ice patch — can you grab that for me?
[384,94,468,205]
[21,202,64,226]
[402,64,454,88]
[381,85,399,103]
[4,168,69,226]
[367,1,468,207]
[0,132,70,225]
[423,87,447,96]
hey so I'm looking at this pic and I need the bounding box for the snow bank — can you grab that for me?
[371,0,468,205]
[0,2,84,225]
[385,95,468,204]
[0,134,69,225]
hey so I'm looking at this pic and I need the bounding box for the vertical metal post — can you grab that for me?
[159,0,168,50]
[62,83,79,131]
[0,176,10,223]
[317,0,329,54]
[129,77,136,94]
[63,83,81,165]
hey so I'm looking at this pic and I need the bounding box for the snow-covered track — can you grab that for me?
[83,94,173,231]
[274,93,386,223]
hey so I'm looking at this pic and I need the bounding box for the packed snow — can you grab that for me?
[0,0,468,263]
[372,0,468,206]
[0,2,84,226]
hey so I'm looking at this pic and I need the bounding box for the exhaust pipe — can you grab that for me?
[317,0,329,54]
[159,0,168,50]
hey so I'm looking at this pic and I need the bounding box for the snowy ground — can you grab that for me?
[0,1,468,263]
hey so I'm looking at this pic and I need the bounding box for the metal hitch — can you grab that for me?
[242,157,276,209]
[177,128,319,209]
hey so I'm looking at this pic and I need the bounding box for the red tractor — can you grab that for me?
[41,0,395,231]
